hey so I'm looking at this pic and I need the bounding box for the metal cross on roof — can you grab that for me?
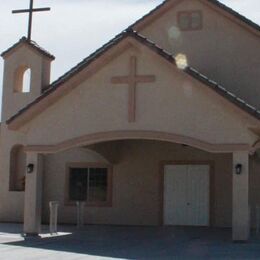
[12,0,51,41]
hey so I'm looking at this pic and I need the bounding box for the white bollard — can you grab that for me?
[49,201,59,235]
[76,201,85,228]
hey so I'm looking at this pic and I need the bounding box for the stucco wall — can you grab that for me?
[0,139,259,228]
[42,140,234,227]
[0,125,27,222]
[249,155,260,227]
[138,0,260,109]
[22,43,257,147]
[0,44,52,223]
[2,45,51,121]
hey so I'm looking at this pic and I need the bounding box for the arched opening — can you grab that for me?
[40,139,233,228]
[25,130,250,154]
[14,65,31,93]
[9,145,26,191]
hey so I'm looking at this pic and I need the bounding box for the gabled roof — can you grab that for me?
[1,37,55,60]
[6,29,260,129]
[130,0,260,34]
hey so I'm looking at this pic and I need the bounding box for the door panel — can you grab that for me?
[164,164,210,226]
[187,165,210,226]
[164,165,187,225]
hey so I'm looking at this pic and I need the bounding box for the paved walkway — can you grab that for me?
[0,224,259,259]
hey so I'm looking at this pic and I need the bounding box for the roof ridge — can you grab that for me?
[44,30,131,91]
[45,29,176,92]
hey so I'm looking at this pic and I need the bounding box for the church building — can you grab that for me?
[0,0,259,242]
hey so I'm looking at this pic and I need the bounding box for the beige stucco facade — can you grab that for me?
[0,0,259,242]
[136,0,260,109]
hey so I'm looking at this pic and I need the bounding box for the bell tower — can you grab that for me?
[1,37,55,121]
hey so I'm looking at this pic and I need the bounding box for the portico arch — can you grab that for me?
[25,130,251,154]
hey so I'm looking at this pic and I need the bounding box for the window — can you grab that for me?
[9,145,26,191]
[67,164,112,206]
[14,65,31,93]
[178,11,203,31]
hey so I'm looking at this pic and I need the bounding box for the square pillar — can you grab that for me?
[232,151,250,241]
[24,152,43,236]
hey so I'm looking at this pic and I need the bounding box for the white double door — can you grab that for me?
[164,164,210,226]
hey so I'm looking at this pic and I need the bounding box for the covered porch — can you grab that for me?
[22,131,254,241]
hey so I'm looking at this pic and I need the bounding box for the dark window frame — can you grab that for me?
[65,163,113,207]
[177,10,203,31]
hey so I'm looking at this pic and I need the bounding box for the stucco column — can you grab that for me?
[232,151,250,241]
[24,152,43,236]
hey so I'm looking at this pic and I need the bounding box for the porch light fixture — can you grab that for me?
[27,163,34,174]
[235,164,242,175]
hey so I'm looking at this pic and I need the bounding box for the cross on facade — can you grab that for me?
[12,0,51,41]
[111,56,156,123]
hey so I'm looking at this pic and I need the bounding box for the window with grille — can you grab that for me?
[178,11,203,31]
[68,165,112,206]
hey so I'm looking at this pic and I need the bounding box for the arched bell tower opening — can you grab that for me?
[14,65,31,93]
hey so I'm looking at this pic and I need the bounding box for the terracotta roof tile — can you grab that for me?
[184,67,260,120]
[1,37,55,60]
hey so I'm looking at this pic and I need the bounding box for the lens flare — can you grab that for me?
[175,53,188,69]
[168,26,181,40]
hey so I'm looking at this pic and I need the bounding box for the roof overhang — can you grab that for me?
[6,30,260,130]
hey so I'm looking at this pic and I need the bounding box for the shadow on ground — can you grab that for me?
[1,225,260,259]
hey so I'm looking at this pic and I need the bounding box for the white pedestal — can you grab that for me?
[76,201,85,228]
[49,201,59,235]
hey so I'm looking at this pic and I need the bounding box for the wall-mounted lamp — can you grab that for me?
[235,164,242,175]
[27,163,34,174]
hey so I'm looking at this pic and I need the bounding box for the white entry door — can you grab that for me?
[164,164,210,226]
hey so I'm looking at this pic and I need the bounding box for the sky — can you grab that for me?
[0,0,259,100]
